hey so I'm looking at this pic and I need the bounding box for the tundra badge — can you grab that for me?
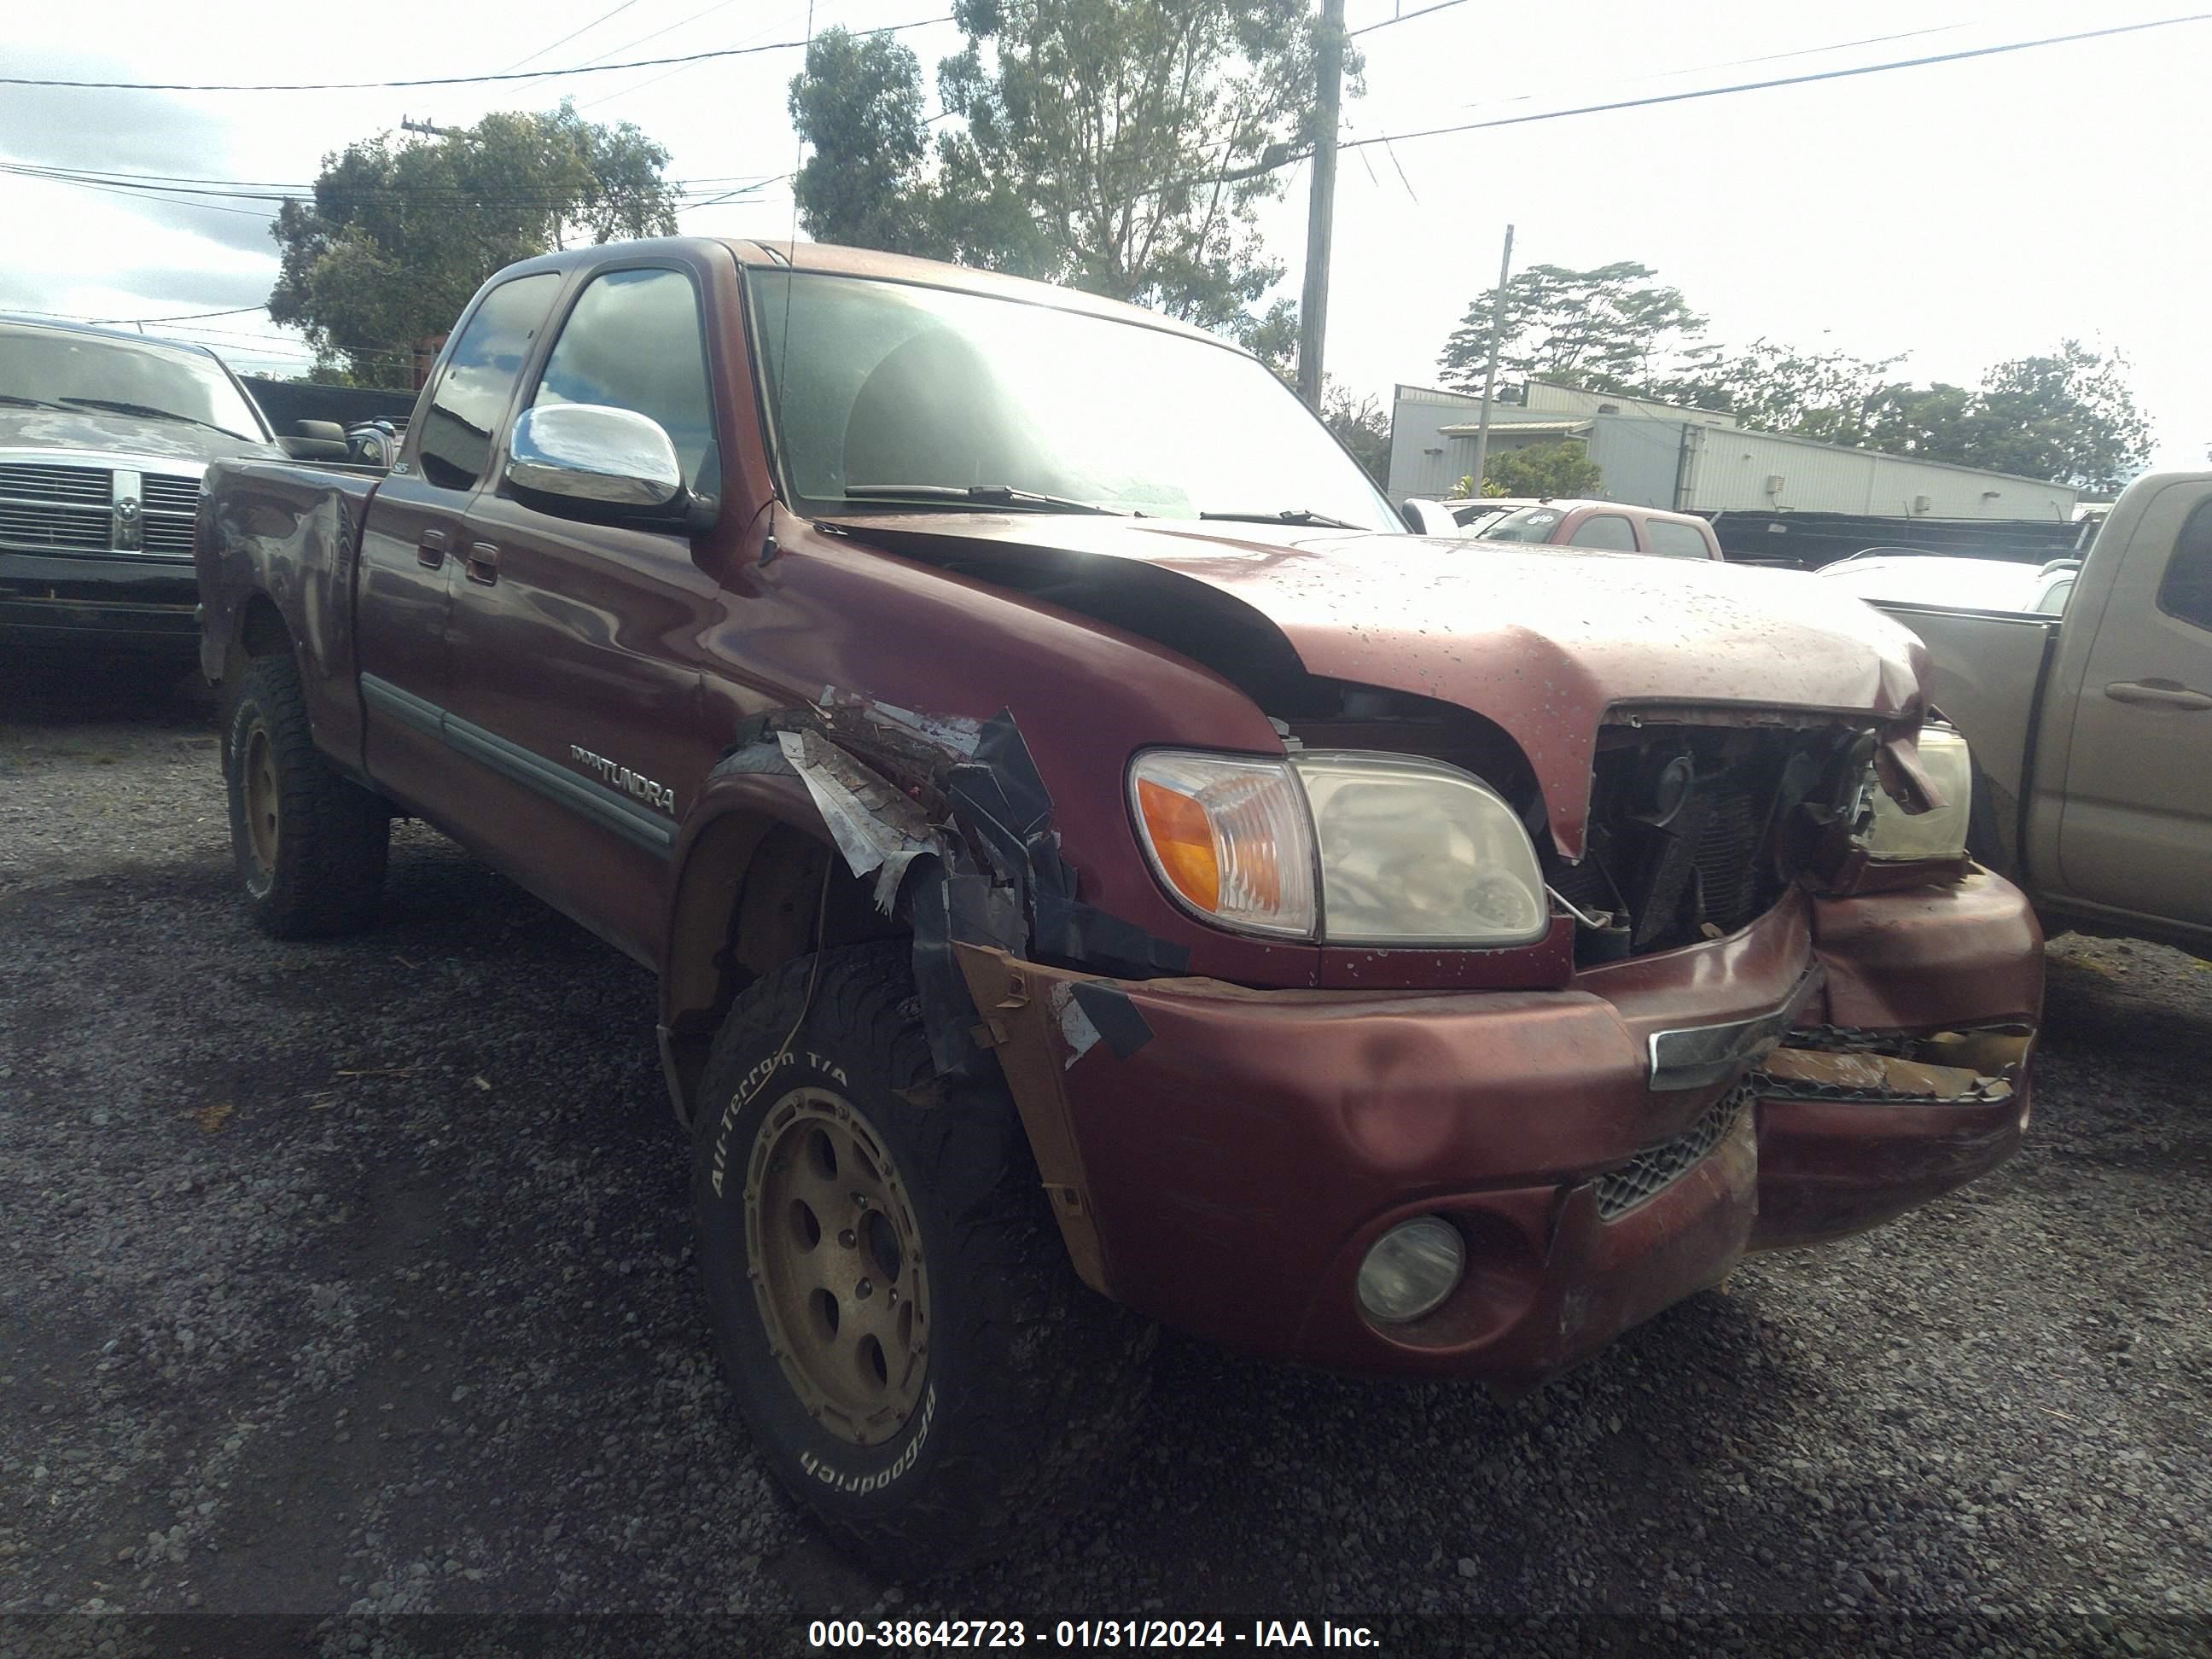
[569,745,677,815]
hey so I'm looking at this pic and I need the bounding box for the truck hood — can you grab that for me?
[0,407,282,467]
[825,514,1930,859]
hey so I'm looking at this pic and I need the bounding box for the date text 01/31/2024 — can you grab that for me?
[808,1620,1382,1650]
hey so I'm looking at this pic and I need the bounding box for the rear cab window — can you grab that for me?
[1647,519,1715,560]
[2157,498,2212,631]
[1474,506,1566,544]
[528,266,719,494]
[416,274,562,492]
[1567,514,1638,551]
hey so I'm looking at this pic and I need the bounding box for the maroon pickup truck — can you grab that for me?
[196,238,2042,1567]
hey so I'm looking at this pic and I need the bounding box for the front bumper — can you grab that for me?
[963,870,2040,1390]
[0,550,199,652]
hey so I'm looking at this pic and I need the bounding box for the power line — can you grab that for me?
[504,0,649,73]
[0,14,952,91]
[1348,0,1471,38]
[1339,11,2212,153]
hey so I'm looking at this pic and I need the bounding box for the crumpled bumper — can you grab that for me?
[958,870,2042,1388]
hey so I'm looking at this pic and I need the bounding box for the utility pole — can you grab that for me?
[1295,0,1345,411]
[1467,223,1516,496]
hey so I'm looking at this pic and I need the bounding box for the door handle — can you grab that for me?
[416,527,449,569]
[465,542,500,585]
[2104,678,2212,711]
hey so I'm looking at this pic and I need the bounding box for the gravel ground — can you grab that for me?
[2,661,2208,1655]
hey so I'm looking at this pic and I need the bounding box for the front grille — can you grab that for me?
[1550,719,1873,963]
[0,461,111,505]
[140,474,201,515]
[141,517,196,556]
[1594,1082,1751,1220]
[0,499,109,550]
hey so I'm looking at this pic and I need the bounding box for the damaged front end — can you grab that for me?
[1748,1020,2035,1252]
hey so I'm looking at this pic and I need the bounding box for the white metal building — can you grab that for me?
[1387,382,2079,522]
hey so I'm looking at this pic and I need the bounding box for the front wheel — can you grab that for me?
[224,652,390,939]
[692,942,1153,1571]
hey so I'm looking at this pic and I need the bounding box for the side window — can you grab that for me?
[1568,513,1638,551]
[2157,498,2212,631]
[1647,520,1714,560]
[417,274,561,492]
[532,268,717,491]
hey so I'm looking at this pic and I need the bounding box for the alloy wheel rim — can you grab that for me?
[243,724,280,877]
[744,1086,930,1447]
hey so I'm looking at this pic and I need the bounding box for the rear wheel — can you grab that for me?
[224,652,390,938]
[692,941,1153,1571]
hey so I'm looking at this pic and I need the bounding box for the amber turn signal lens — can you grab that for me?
[1127,752,1318,937]
[1136,777,1221,912]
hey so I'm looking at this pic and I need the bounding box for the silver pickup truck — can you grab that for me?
[1857,470,2212,957]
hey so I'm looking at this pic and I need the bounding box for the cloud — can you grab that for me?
[0,260,276,316]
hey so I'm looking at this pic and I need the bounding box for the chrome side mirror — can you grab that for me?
[506,403,685,513]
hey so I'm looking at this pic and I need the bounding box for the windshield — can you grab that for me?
[0,322,265,442]
[1473,506,1567,544]
[748,271,1398,528]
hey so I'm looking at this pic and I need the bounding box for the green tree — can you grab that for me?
[790,1,1339,336]
[786,29,947,258]
[1940,341,2151,493]
[1480,440,1603,499]
[1320,380,1388,485]
[1653,338,1907,447]
[1439,262,1705,396]
[269,102,678,387]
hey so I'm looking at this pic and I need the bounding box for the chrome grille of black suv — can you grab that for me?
[1594,1081,1752,1220]
[0,461,202,557]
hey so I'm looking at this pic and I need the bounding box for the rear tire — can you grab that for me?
[224,651,390,939]
[692,941,1153,1572]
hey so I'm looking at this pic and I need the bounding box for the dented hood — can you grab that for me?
[825,515,1930,859]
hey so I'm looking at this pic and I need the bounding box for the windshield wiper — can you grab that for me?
[0,393,67,410]
[59,397,235,437]
[1198,508,1364,530]
[840,483,1127,516]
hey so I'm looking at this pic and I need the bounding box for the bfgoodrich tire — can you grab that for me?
[224,652,390,939]
[692,941,1153,1572]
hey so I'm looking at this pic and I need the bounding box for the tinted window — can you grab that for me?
[1568,514,1639,551]
[417,274,560,492]
[1474,506,1565,544]
[532,268,718,492]
[1647,519,1714,560]
[2157,498,2212,631]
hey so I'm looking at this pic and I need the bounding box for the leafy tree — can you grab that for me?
[1653,338,1906,447]
[1478,440,1603,499]
[1939,341,2151,494]
[791,2,1342,336]
[1320,380,1388,485]
[786,30,947,259]
[269,102,678,387]
[1439,262,1704,396]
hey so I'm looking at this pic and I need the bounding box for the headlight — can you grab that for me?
[1866,726,1972,861]
[1128,749,1549,946]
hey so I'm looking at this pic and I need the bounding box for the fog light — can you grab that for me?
[1356,1216,1465,1324]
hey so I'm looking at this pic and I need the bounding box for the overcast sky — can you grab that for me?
[4,0,2205,476]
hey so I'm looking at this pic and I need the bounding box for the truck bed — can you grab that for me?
[195,458,383,773]
[1867,599,2058,876]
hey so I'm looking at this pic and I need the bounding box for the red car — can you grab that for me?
[196,238,2040,1568]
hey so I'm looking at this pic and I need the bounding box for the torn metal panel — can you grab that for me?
[775,729,940,911]
[1050,981,1103,1068]
[818,684,984,759]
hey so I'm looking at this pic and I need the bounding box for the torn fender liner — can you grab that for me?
[952,944,1114,1295]
[771,698,1187,1076]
